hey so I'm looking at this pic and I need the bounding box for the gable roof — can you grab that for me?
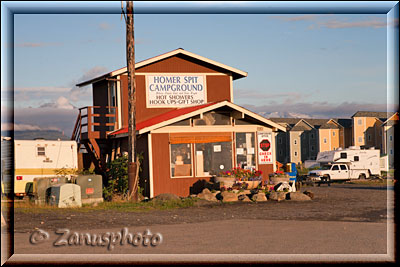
[76,48,248,87]
[332,118,352,128]
[382,112,399,126]
[268,118,301,127]
[351,111,394,120]
[108,100,286,136]
[291,119,314,131]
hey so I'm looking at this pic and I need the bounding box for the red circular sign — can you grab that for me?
[260,139,271,151]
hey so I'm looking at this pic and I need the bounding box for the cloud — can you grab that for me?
[271,15,395,30]
[69,66,108,102]
[99,22,112,30]
[14,107,79,136]
[316,18,388,29]
[15,86,70,93]
[15,42,62,48]
[39,96,76,110]
[242,101,396,119]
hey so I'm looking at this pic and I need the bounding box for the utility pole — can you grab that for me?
[125,1,138,201]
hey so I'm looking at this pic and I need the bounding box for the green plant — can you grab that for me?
[54,167,78,176]
[103,153,145,202]
[103,156,129,201]
[77,168,96,175]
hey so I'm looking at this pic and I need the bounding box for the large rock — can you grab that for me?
[287,192,312,201]
[303,190,314,200]
[252,193,268,202]
[153,193,181,201]
[268,191,287,201]
[221,191,238,202]
[238,194,252,202]
[197,188,218,202]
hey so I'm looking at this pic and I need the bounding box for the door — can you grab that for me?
[339,164,349,179]
[330,165,345,180]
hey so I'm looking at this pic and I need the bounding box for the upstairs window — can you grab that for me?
[340,152,347,159]
[358,119,362,125]
[193,112,231,126]
[354,156,359,161]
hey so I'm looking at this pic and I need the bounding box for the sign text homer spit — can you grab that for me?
[146,75,206,107]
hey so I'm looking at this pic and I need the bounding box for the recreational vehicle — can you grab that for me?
[308,146,381,181]
[14,139,78,198]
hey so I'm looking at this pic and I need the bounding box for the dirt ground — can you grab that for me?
[10,182,394,234]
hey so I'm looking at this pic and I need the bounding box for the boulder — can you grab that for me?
[252,193,268,202]
[268,191,287,201]
[153,193,181,201]
[238,194,252,202]
[287,192,312,201]
[221,191,238,202]
[197,189,218,202]
[303,190,314,200]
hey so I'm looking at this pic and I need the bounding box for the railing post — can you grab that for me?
[87,107,92,138]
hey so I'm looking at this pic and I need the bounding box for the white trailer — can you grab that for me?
[316,146,381,178]
[14,139,78,197]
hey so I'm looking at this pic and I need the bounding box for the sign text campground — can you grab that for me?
[146,75,206,107]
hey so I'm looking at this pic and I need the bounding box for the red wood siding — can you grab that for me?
[151,133,212,197]
[136,54,227,74]
[206,75,231,102]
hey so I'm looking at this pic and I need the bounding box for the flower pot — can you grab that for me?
[243,180,261,189]
[214,177,235,188]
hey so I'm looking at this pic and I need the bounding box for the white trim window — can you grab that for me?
[358,119,362,125]
[323,138,327,144]
[170,143,193,178]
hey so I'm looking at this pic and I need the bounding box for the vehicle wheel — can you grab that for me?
[359,174,366,180]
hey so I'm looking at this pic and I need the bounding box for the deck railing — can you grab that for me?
[72,106,118,141]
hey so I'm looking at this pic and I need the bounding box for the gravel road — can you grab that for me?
[2,183,396,263]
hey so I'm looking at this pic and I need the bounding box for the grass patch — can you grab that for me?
[14,197,198,214]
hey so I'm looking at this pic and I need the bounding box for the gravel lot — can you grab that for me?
[11,182,394,234]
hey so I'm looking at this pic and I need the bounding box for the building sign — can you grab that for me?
[146,75,206,108]
[257,132,273,164]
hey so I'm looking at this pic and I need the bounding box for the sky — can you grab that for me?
[2,2,398,136]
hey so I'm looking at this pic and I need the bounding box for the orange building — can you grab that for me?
[351,111,393,150]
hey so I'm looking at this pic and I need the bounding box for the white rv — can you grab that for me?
[14,139,78,197]
[308,147,381,181]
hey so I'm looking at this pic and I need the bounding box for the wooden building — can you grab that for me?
[72,48,285,197]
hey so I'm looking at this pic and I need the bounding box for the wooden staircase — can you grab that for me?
[72,106,118,173]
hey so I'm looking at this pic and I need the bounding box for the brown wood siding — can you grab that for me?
[258,164,274,184]
[206,75,231,102]
[136,54,227,74]
[151,133,212,197]
[92,80,108,107]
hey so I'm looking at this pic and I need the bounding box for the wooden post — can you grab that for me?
[126,1,138,201]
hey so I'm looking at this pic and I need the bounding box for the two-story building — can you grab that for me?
[381,112,398,168]
[270,118,352,165]
[72,48,285,197]
[351,111,395,150]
